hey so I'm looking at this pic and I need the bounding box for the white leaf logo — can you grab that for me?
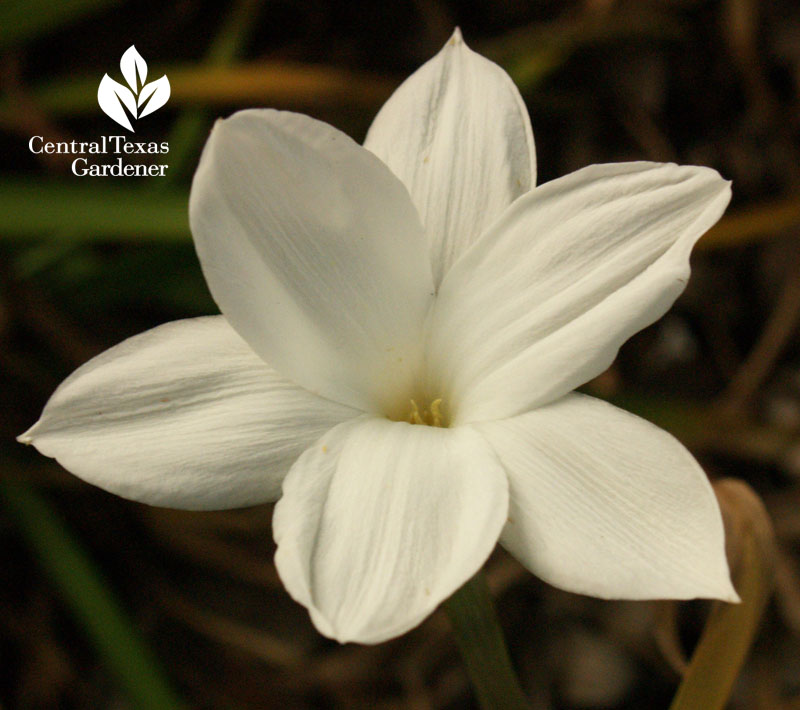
[97,45,170,131]
[137,75,170,118]
[120,45,147,92]
[98,75,136,132]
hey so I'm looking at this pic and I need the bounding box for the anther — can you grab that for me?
[409,399,425,425]
[430,399,444,427]
[406,398,446,427]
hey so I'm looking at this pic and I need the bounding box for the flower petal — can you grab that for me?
[364,29,536,286]
[190,109,434,415]
[19,317,359,510]
[476,393,738,601]
[428,162,731,423]
[273,417,509,643]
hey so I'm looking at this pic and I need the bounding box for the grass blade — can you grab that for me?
[0,478,187,710]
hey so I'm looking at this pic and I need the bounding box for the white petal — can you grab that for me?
[476,394,738,601]
[19,317,359,510]
[428,162,731,423]
[273,417,508,643]
[364,29,536,286]
[190,109,434,415]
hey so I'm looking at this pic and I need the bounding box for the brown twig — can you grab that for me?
[718,251,800,416]
[156,586,306,669]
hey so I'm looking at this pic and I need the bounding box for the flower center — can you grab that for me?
[407,398,446,427]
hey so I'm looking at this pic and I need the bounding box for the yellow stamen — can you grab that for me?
[430,398,443,427]
[407,398,446,427]
[409,399,425,425]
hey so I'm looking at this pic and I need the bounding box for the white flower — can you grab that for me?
[20,30,738,644]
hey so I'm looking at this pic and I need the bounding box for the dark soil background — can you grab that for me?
[2,0,800,708]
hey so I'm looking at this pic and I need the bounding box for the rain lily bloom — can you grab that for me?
[20,30,738,644]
